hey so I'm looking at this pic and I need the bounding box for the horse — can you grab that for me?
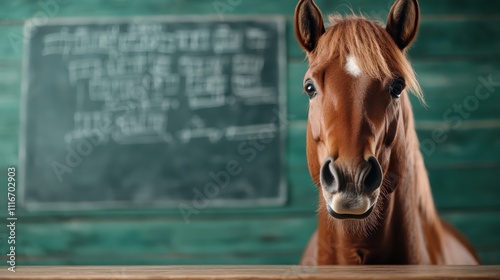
[294,0,480,265]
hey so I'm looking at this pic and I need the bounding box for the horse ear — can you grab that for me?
[294,0,326,52]
[386,0,420,50]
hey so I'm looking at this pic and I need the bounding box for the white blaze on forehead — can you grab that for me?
[345,55,362,77]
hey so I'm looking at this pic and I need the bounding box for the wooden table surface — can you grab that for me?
[0,266,499,280]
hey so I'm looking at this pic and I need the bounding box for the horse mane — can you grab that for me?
[310,14,424,103]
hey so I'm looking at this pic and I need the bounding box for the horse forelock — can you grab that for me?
[309,14,424,104]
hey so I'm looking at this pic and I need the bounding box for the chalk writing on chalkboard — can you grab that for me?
[20,17,287,210]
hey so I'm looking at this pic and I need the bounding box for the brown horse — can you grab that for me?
[294,0,480,265]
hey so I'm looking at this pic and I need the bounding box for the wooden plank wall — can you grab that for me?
[0,0,499,265]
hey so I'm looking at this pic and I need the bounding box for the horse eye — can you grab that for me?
[390,77,406,99]
[304,79,317,99]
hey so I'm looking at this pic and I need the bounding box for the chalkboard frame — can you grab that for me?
[19,15,288,211]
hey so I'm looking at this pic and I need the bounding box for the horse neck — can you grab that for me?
[316,94,440,264]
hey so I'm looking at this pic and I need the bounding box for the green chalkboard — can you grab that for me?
[19,16,287,210]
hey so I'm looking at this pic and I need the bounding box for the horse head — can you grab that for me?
[294,0,423,221]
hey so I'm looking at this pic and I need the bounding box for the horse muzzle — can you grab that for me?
[319,156,382,219]
[324,193,377,220]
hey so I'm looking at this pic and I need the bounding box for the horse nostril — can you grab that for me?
[364,156,383,192]
[320,157,338,193]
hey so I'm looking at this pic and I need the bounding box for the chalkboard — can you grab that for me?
[19,16,287,210]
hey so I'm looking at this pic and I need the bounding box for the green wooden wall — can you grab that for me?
[0,0,499,265]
